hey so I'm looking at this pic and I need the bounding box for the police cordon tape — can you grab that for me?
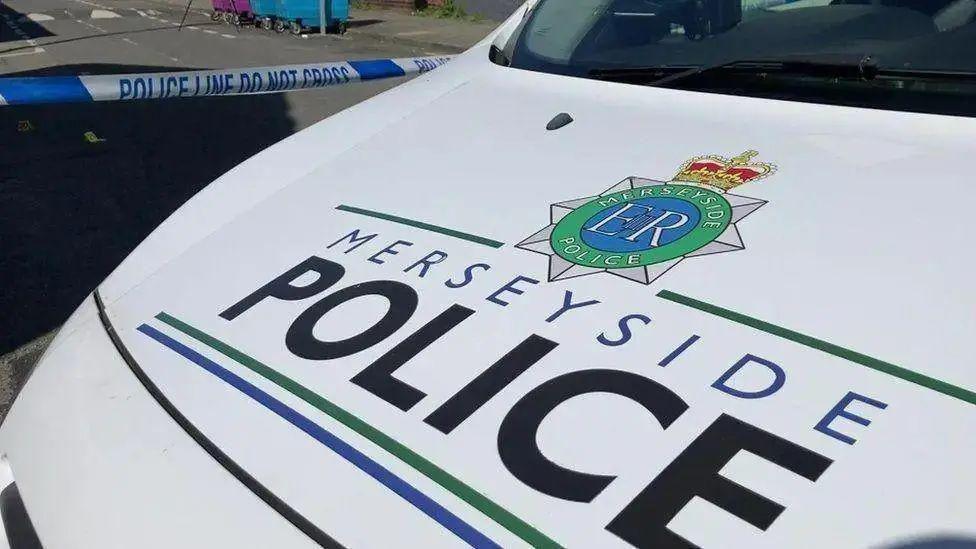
[0,56,453,106]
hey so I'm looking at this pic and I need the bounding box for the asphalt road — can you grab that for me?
[456,0,519,21]
[0,0,458,417]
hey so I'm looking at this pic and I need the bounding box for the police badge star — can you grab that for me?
[516,151,775,285]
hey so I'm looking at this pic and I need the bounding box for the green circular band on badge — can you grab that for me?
[550,184,732,269]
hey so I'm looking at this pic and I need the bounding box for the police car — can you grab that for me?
[2,0,974,547]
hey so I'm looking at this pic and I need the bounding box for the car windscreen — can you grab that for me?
[504,0,976,116]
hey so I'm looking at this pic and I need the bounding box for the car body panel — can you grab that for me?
[0,297,315,548]
[99,47,976,547]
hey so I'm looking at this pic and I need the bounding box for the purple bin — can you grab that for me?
[211,0,252,14]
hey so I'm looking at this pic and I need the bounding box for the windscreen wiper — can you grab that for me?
[589,56,880,86]
[589,56,976,87]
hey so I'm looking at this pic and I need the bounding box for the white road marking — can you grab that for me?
[22,13,55,22]
[77,19,107,33]
[203,29,217,34]
[187,26,199,30]
[0,47,46,59]
[220,33,235,39]
[90,9,120,19]
[121,37,137,45]
[71,0,109,8]
[85,0,107,7]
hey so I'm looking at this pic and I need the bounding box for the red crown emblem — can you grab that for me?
[672,150,775,191]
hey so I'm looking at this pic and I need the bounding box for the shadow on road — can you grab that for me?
[346,18,383,29]
[0,3,56,44]
[0,63,297,355]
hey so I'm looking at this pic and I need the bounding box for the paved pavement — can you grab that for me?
[346,6,497,51]
[0,0,495,417]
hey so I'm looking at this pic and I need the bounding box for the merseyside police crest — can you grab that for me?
[516,151,775,285]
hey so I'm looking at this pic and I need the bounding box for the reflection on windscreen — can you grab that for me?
[524,0,612,62]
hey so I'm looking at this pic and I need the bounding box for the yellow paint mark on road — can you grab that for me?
[84,131,107,143]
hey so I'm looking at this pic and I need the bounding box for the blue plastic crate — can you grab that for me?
[278,0,347,30]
